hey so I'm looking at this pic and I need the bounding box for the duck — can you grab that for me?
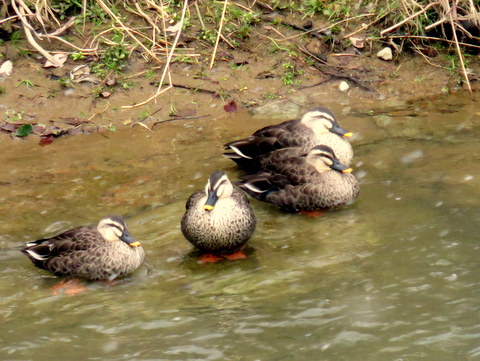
[21,215,145,281]
[224,107,353,167]
[238,145,359,212]
[181,171,256,262]
[223,146,310,171]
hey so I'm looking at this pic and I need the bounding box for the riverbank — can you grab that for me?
[0,1,478,141]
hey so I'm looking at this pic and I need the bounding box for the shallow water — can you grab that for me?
[1,94,479,360]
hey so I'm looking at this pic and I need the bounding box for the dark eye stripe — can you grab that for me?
[212,178,227,191]
[107,223,123,232]
[313,151,334,161]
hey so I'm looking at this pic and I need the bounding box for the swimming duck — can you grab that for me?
[224,107,353,167]
[21,215,145,281]
[238,145,359,212]
[181,171,256,262]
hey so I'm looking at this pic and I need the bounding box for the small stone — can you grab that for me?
[105,74,116,86]
[377,47,393,61]
[0,60,13,77]
[339,81,350,92]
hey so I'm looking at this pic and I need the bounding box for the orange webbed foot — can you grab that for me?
[199,250,248,263]
[222,250,247,261]
[51,279,89,295]
[199,254,224,264]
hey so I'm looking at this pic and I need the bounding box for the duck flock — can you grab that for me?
[21,107,360,287]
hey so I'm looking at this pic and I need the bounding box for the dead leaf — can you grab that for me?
[100,91,111,98]
[349,36,365,49]
[0,121,18,133]
[166,22,182,35]
[175,108,197,118]
[39,135,54,146]
[224,101,238,113]
[256,71,274,79]
[43,53,68,68]
[0,60,13,77]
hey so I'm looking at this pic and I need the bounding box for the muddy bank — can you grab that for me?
[0,9,479,141]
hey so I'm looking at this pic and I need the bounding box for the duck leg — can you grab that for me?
[299,210,326,217]
[51,278,89,295]
[199,250,248,263]
[199,254,224,263]
[222,250,247,261]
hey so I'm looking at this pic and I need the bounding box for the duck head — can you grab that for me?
[301,107,353,138]
[97,215,141,247]
[306,145,353,174]
[203,171,234,211]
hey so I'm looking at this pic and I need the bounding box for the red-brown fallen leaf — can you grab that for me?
[39,135,54,146]
[224,101,237,113]
[0,122,18,132]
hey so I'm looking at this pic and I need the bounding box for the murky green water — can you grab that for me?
[1,94,479,360]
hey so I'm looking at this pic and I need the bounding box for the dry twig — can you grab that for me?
[210,0,229,69]
[10,0,63,66]
[446,2,472,94]
[380,1,440,36]
[122,0,189,109]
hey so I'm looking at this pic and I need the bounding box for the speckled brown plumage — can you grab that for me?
[224,107,353,167]
[181,171,256,254]
[239,145,359,212]
[21,215,145,281]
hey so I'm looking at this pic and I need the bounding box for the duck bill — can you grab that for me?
[331,159,353,174]
[331,123,353,138]
[120,230,141,247]
[203,190,218,211]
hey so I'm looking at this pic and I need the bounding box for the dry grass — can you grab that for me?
[1,0,479,101]
[375,0,480,93]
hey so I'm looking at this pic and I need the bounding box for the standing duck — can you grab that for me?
[238,145,359,212]
[181,171,256,263]
[224,107,353,167]
[21,215,145,281]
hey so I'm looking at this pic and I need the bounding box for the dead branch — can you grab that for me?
[122,0,189,109]
[446,2,472,94]
[380,2,440,36]
[10,0,64,67]
[210,0,229,69]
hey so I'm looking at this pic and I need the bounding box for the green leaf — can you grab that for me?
[15,124,33,137]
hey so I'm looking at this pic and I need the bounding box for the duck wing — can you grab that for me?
[21,226,96,269]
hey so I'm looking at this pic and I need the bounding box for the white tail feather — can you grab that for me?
[26,249,48,261]
[243,182,267,193]
[229,144,253,159]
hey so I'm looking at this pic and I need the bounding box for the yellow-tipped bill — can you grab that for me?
[129,241,142,247]
[342,168,353,174]
[343,132,353,138]
[203,204,214,211]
